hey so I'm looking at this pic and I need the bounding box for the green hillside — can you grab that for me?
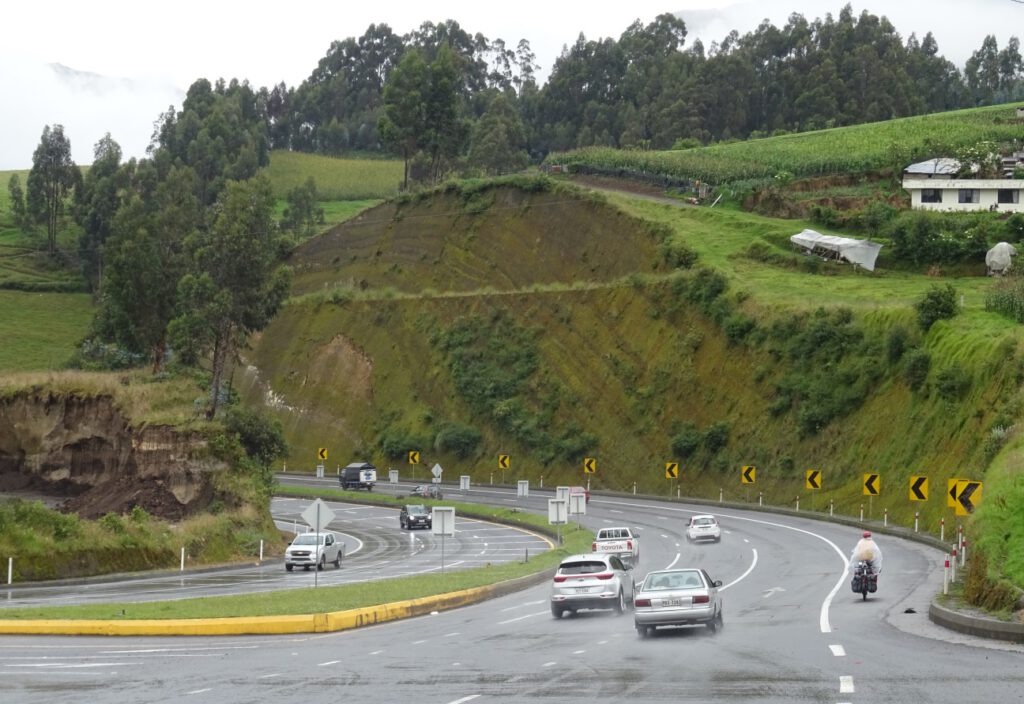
[242,175,1024,611]
[551,103,1024,185]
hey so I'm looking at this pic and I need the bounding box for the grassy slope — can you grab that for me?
[552,103,1024,183]
[244,178,1023,562]
[264,150,403,201]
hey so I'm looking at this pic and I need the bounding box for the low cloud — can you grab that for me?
[0,55,182,170]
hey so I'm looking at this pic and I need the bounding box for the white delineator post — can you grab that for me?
[758,492,762,507]
[914,512,919,533]
[951,547,957,582]
[829,500,834,517]
[884,508,888,527]
[961,537,967,567]
[944,556,950,595]
[7,557,11,585]
[719,488,723,503]
[180,547,185,572]
[795,496,800,511]
[859,504,864,521]
[940,517,945,542]
[259,540,264,562]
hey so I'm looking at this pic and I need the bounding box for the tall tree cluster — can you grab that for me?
[76,79,290,416]
[258,6,1021,169]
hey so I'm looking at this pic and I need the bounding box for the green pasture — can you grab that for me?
[0,291,93,371]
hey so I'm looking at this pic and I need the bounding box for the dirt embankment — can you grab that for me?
[0,392,224,519]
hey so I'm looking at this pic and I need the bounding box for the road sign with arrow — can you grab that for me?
[908,475,928,502]
[741,465,756,484]
[863,473,880,496]
[805,469,821,490]
[955,480,982,516]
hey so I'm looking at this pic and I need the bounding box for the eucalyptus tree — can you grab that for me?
[26,124,80,255]
[74,133,125,295]
[169,176,291,418]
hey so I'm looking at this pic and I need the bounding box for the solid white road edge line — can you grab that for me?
[719,549,757,591]
[665,553,680,569]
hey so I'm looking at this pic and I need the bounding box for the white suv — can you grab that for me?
[550,553,635,618]
[284,532,344,571]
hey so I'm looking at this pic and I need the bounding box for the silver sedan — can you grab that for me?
[633,568,723,637]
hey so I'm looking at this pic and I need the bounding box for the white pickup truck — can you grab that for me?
[592,526,640,564]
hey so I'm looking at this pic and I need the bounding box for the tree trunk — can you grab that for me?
[151,330,167,375]
[207,320,232,419]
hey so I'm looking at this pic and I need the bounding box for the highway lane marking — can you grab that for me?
[498,610,548,624]
[610,510,623,514]
[660,534,669,539]
[318,660,340,666]
[446,696,481,704]
[602,519,613,523]
[444,632,460,637]
[665,553,680,569]
[829,645,846,657]
[9,662,129,669]
[258,673,281,679]
[543,661,557,667]
[840,676,854,693]
[370,650,383,655]
[413,640,427,645]
[590,498,850,633]
[657,516,668,520]
[719,549,758,591]
[573,650,586,654]
[187,689,213,695]
[500,600,545,611]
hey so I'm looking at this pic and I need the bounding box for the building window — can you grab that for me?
[921,189,942,203]
[958,189,980,204]
[997,189,1020,204]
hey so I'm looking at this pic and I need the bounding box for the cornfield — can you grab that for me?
[550,104,1024,186]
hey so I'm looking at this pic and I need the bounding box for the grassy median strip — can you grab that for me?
[0,487,589,620]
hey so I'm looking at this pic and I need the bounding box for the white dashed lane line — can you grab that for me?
[318,660,340,666]
[542,661,557,667]
[840,676,855,693]
[829,645,846,656]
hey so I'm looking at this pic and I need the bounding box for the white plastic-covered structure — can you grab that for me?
[986,241,1017,275]
[789,229,883,272]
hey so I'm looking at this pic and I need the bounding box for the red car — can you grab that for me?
[569,486,590,504]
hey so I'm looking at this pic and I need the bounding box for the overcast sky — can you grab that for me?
[2,0,1021,169]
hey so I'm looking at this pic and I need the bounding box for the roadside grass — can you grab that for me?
[0,291,93,371]
[0,489,587,620]
[265,151,402,201]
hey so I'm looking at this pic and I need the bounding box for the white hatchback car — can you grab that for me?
[686,514,721,543]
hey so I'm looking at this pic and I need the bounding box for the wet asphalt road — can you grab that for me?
[2,478,1022,703]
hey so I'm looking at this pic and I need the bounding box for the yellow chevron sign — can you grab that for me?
[805,469,821,490]
[583,457,597,474]
[955,480,982,516]
[666,462,679,479]
[863,473,880,496]
[909,476,928,502]
[741,465,756,484]
[317,447,328,461]
[408,450,420,464]
[498,454,510,469]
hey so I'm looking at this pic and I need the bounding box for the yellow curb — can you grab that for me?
[0,579,535,637]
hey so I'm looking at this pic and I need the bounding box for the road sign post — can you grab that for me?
[569,492,586,528]
[548,498,568,546]
[301,498,336,589]
[460,475,470,492]
[432,507,456,574]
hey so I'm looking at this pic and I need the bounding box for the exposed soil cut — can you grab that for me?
[0,392,224,520]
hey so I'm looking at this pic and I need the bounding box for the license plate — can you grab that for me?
[661,598,686,606]
[575,586,590,593]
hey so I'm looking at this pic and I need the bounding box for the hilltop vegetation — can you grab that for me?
[551,104,1024,186]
